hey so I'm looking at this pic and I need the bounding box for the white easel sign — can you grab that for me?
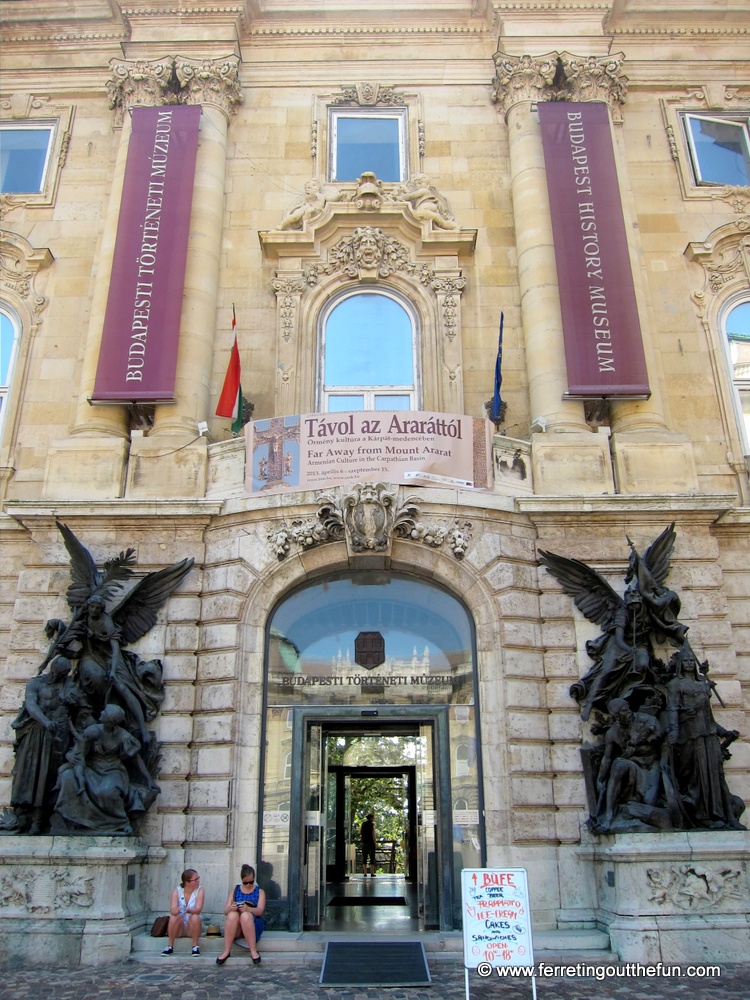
[461,868,536,999]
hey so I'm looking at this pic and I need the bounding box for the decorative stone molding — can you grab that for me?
[686,222,750,294]
[491,52,559,114]
[491,51,627,120]
[275,173,461,235]
[271,275,308,342]
[107,55,242,118]
[331,83,407,107]
[176,55,243,117]
[0,866,95,912]
[431,274,467,342]
[559,51,628,115]
[267,483,472,561]
[107,58,176,110]
[647,864,743,910]
[660,92,750,207]
[305,226,433,284]
[0,230,54,313]
[0,95,74,217]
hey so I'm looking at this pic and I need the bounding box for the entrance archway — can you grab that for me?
[259,572,484,933]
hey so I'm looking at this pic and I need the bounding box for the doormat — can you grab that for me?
[319,941,431,987]
[327,895,407,906]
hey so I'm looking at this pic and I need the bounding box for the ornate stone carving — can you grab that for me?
[431,275,467,341]
[331,83,407,107]
[647,864,743,910]
[305,227,432,284]
[491,51,628,119]
[175,56,243,116]
[0,867,95,912]
[107,56,242,117]
[491,52,560,115]
[0,231,53,311]
[686,224,750,294]
[107,58,176,110]
[274,172,460,235]
[271,276,308,340]
[559,52,628,116]
[267,485,471,560]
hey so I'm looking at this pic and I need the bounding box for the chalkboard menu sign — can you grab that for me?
[461,868,534,969]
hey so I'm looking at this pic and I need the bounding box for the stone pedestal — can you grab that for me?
[579,832,750,964]
[531,431,615,495]
[0,836,166,966]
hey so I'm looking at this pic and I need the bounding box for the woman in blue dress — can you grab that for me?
[216,864,266,965]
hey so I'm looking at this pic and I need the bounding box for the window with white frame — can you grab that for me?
[683,114,750,187]
[0,306,21,430]
[321,290,418,412]
[329,108,407,183]
[0,123,56,194]
[724,298,750,454]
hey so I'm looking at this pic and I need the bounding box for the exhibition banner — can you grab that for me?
[246,411,493,494]
[539,101,650,398]
[92,104,201,401]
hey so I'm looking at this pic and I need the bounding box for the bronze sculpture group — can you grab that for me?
[2,521,193,836]
[539,523,745,834]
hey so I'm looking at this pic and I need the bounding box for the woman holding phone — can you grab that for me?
[216,863,265,966]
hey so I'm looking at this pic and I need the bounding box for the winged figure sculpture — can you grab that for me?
[539,523,687,720]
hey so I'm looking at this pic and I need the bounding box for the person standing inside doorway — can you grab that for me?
[361,812,377,877]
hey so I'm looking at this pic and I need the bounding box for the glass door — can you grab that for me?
[416,721,438,929]
[302,722,323,928]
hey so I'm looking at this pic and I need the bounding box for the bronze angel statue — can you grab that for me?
[539,523,688,721]
[2,521,193,835]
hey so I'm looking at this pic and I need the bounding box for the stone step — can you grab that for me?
[131,928,616,965]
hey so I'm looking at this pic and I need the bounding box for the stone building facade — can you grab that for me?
[0,0,749,965]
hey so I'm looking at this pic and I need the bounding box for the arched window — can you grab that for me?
[723,298,750,454]
[320,290,418,412]
[0,305,21,432]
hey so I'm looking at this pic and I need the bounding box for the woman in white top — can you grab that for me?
[162,869,204,955]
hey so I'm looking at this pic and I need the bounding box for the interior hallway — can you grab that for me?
[320,874,420,932]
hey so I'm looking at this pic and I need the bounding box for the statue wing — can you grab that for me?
[641,522,677,588]
[538,549,622,626]
[56,520,99,609]
[111,558,195,645]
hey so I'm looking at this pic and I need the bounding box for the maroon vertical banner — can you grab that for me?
[539,101,650,398]
[92,105,201,402]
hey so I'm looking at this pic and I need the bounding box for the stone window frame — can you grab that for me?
[686,221,750,480]
[0,230,53,481]
[661,92,750,209]
[327,105,409,183]
[0,94,74,212]
[682,112,750,188]
[261,202,476,419]
[318,284,421,413]
[312,83,425,186]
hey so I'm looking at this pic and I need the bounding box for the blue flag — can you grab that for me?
[491,312,505,422]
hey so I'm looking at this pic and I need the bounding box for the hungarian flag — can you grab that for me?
[216,306,244,434]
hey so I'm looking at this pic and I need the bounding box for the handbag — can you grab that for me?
[150,915,170,937]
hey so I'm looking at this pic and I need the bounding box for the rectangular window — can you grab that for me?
[0,124,55,194]
[684,114,750,187]
[329,109,407,183]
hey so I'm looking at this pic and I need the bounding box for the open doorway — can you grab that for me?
[260,571,485,933]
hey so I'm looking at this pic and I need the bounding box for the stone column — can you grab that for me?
[492,53,614,495]
[43,59,174,500]
[560,52,698,494]
[126,56,242,499]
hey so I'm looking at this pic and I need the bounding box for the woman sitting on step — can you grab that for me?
[216,864,266,966]
[162,869,204,956]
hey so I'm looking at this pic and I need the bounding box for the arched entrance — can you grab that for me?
[258,572,485,932]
